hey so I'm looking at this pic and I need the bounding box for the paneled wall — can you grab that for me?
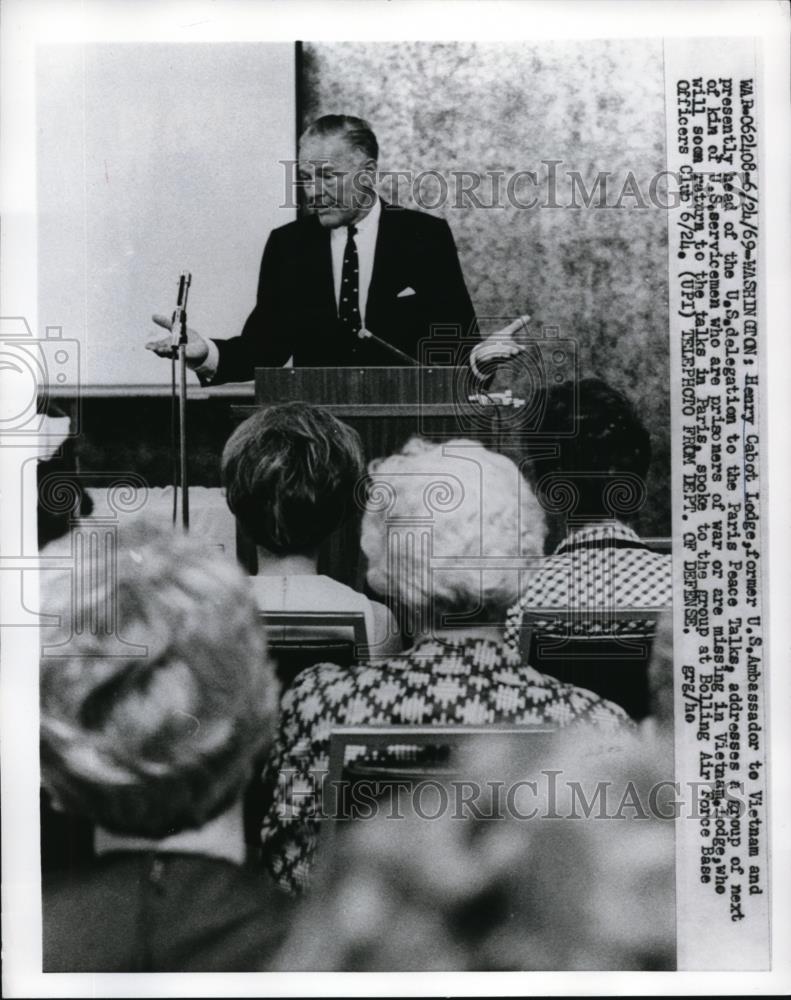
[301,40,670,536]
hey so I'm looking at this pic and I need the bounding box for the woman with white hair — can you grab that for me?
[261,437,631,893]
[40,519,292,971]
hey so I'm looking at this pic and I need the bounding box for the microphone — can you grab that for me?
[171,271,192,350]
[358,327,420,366]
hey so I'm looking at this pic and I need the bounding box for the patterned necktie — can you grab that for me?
[338,224,361,338]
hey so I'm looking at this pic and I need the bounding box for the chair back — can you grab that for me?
[260,610,369,688]
[518,607,664,720]
[324,723,557,837]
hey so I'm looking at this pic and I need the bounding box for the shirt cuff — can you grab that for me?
[194,338,220,384]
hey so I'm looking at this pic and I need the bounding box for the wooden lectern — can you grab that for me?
[232,366,508,586]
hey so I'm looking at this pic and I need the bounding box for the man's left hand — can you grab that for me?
[469,314,529,378]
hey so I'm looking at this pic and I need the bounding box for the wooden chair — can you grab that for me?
[244,611,371,847]
[517,607,664,720]
[259,610,369,689]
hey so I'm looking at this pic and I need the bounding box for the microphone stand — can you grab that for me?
[170,272,191,530]
[359,328,420,366]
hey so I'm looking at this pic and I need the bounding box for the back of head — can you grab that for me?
[535,377,651,520]
[40,518,277,839]
[361,437,546,626]
[222,402,365,555]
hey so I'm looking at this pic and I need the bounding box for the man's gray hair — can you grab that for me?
[300,114,379,161]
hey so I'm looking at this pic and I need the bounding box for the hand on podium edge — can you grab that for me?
[469,314,529,379]
[146,313,210,368]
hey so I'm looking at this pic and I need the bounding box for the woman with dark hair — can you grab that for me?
[221,402,400,659]
[532,376,653,522]
[504,377,671,646]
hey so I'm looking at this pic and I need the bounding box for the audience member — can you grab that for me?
[36,400,93,549]
[504,377,671,647]
[37,400,97,872]
[274,726,676,970]
[222,402,401,667]
[261,437,633,893]
[40,520,293,972]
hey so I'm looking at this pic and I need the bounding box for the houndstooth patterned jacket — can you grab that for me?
[259,635,633,893]
[503,521,672,650]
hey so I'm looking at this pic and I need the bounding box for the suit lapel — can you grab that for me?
[366,200,401,327]
[301,216,336,319]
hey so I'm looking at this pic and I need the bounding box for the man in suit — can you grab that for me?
[146,115,523,381]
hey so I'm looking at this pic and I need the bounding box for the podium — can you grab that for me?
[232,366,511,586]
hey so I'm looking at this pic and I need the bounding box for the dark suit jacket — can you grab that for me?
[43,851,293,972]
[212,203,478,383]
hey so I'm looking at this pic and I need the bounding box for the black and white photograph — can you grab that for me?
[1,1,789,995]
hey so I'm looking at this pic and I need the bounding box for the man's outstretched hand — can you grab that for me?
[469,314,529,378]
[147,311,529,376]
[145,314,211,369]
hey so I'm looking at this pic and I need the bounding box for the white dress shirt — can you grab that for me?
[196,197,382,382]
